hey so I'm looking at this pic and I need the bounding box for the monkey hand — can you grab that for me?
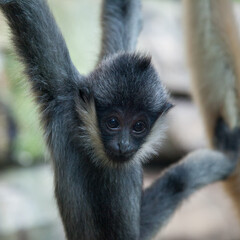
[214,117,240,170]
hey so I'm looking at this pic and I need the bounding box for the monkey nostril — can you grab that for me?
[117,142,122,154]
[119,142,134,156]
[108,142,120,154]
[108,142,134,160]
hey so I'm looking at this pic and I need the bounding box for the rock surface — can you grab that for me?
[0,165,65,240]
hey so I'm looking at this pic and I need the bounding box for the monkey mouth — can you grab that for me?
[106,151,134,163]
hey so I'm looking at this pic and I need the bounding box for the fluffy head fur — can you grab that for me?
[77,53,171,167]
[91,53,168,113]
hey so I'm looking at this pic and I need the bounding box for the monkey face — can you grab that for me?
[81,52,173,165]
[97,108,155,163]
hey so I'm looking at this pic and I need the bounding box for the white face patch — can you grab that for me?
[131,116,167,165]
[76,97,111,167]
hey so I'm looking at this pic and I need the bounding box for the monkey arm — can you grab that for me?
[99,0,142,60]
[139,149,237,240]
[0,0,80,103]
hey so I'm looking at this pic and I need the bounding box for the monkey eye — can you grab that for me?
[132,121,147,134]
[106,117,120,130]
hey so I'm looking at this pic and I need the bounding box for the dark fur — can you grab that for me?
[91,53,168,114]
[0,0,239,240]
[99,0,142,59]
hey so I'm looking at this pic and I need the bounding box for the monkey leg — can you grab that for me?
[184,0,240,220]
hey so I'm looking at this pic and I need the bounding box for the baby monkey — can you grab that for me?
[0,0,240,240]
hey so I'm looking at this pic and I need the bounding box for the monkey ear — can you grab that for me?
[137,55,152,72]
[162,102,174,115]
[79,87,91,104]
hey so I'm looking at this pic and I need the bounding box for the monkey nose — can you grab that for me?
[118,142,134,156]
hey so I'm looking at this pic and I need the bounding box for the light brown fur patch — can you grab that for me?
[76,97,110,167]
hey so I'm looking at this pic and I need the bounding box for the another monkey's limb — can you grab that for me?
[99,0,142,60]
[140,119,240,240]
[184,0,240,220]
[0,0,80,104]
[184,0,240,142]
[140,149,238,240]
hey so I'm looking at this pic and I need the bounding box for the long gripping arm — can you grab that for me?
[99,0,142,61]
[140,149,236,240]
[140,119,240,240]
[0,3,87,238]
[0,0,81,107]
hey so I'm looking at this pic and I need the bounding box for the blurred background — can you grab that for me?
[0,0,240,239]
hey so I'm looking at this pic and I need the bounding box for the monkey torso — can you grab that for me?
[54,146,143,240]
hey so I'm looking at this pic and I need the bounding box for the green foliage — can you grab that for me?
[5,52,44,165]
